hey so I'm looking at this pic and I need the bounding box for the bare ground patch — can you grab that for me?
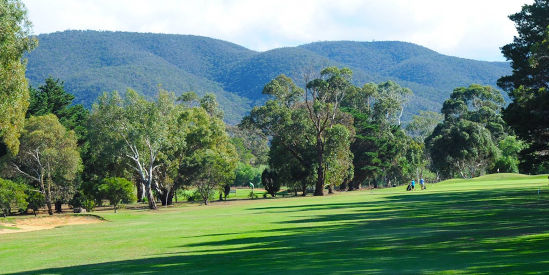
[0,215,103,234]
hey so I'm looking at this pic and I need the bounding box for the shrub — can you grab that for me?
[98,177,136,213]
[82,199,95,212]
[26,190,45,216]
[0,178,27,217]
[262,169,280,197]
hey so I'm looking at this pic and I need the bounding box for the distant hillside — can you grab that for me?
[25,30,511,123]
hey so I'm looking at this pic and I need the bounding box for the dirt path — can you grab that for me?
[0,215,103,234]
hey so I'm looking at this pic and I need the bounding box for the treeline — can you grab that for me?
[1,0,548,217]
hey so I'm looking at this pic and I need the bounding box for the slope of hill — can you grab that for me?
[25,30,511,123]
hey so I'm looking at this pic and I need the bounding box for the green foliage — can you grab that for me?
[11,114,82,215]
[0,178,27,216]
[227,126,269,166]
[342,80,414,189]
[498,1,549,173]
[261,168,280,197]
[27,77,89,144]
[81,198,95,212]
[427,85,508,178]
[428,120,498,179]
[406,111,443,141]
[98,177,136,213]
[493,136,527,173]
[0,0,36,157]
[233,162,263,187]
[25,189,45,216]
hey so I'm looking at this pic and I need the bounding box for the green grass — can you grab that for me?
[1,174,549,274]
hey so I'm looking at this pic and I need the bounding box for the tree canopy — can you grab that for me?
[0,0,36,157]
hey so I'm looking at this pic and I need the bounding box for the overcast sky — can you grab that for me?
[23,0,532,61]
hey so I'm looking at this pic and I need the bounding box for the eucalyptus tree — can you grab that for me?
[304,67,354,195]
[0,0,36,158]
[176,107,237,205]
[341,81,412,189]
[10,114,81,215]
[88,89,182,209]
[427,85,505,178]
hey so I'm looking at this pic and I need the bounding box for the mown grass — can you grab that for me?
[1,174,548,274]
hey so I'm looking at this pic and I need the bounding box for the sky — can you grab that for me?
[23,0,533,61]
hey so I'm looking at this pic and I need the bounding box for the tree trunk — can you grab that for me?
[45,175,53,215]
[328,184,334,194]
[145,180,157,210]
[167,189,174,205]
[136,182,145,202]
[301,182,307,197]
[55,201,62,213]
[314,138,325,196]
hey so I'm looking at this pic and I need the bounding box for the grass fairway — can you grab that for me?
[1,174,549,274]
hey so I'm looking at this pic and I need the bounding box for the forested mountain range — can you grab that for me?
[25,30,510,123]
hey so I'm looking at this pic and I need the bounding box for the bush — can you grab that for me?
[262,169,280,197]
[98,177,136,213]
[26,190,45,216]
[0,178,27,217]
[82,199,95,212]
[69,192,84,208]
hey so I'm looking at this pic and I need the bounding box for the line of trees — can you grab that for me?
[1,0,548,216]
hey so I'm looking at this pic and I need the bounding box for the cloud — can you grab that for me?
[23,0,532,61]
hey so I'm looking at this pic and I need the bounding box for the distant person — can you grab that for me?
[411,179,415,190]
[420,178,425,190]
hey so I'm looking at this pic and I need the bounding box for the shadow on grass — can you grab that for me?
[13,187,549,274]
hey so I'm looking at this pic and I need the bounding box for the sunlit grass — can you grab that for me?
[1,173,548,274]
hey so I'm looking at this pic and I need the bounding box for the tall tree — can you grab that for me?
[305,67,353,195]
[0,0,36,158]
[88,90,179,210]
[10,114,81,215]
[342,81,412,189]
[427,85,504,178]
[498,0,549,173]
[27,78,89,141]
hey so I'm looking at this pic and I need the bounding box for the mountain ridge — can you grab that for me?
[25,30,510,123]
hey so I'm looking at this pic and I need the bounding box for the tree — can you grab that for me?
[11,114,82,215]
[233,163,263,187]
[304,67,354,195]
[88,90,180,209]
[98,177,136,213]
[0,0,36,157]
[163,100,237,206]
[27,77,89,144]
[493,135,527,173]
[406,111,444,142]
[0,178,27,217]
[241,75,316,196]
[191,147,237,205]
[428,120,498,179]
[324,124,353,193]
[227,126,269,166]
[261,168,279,197]
[25,189,45,216]
[427,85,507,179]
[498,1,549,173]
[341,81,412,189]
